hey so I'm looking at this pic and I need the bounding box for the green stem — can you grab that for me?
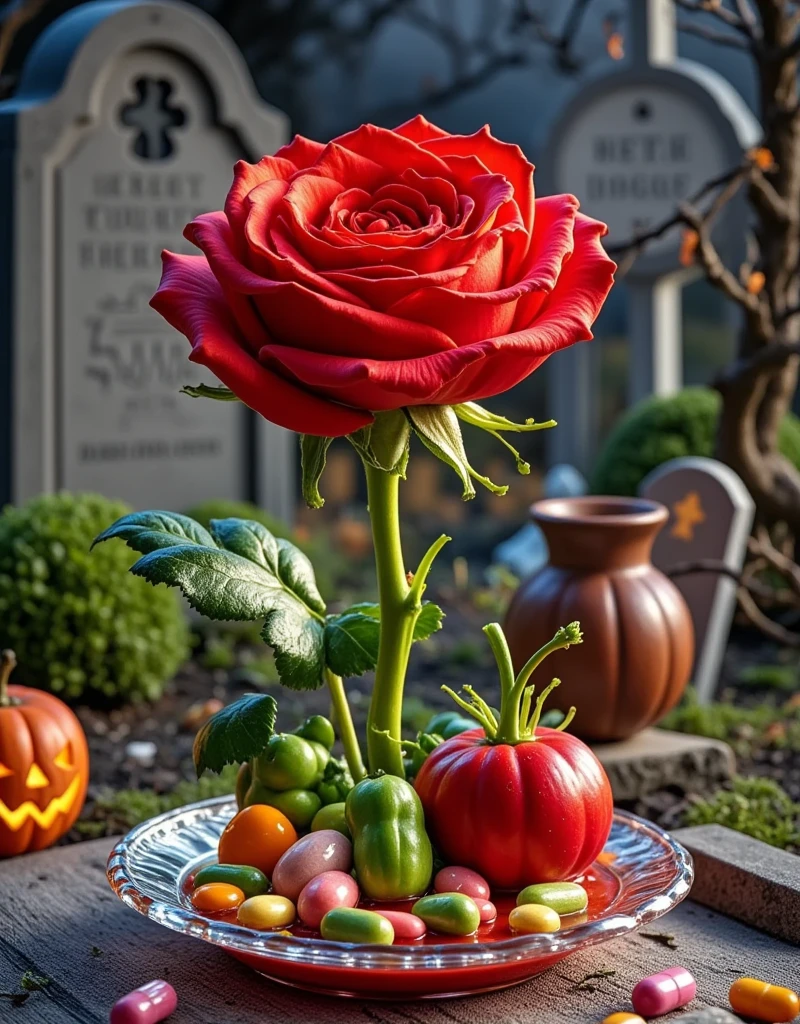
[325,669,366,782]
[0,650,16,708]
[364,463,417,776]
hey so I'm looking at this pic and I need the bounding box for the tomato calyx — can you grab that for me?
[441,622,583,745]
[0,650,21,708]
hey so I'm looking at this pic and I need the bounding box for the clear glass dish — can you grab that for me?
[107,796,693,999]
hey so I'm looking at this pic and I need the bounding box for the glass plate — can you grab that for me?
[107,796,693,999]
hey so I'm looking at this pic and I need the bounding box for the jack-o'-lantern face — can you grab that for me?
[0,685,89,857]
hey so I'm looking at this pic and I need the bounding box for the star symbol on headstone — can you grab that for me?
[671,491,706,542]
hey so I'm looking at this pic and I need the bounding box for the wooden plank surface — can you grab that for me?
[0,838,797,1024]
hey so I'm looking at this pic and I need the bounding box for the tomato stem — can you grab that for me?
[325,668,367,782]
[0,649,17,707]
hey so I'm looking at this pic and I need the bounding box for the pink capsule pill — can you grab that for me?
[474,898,497,923]
[110,980,177,1024]
[297,869,359,930]
[373,909,427,940]
[632,966,696,1017]
[434,866,490,901]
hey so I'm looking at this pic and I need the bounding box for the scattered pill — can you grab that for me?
[372,909,426,940]
[729,977,800,1023]
[508,903,560,934]
[272,829,353,902]
[320,907,395,945]
[668,1010,741,1024]
[193,863,269,899]
[433,866,490,901]
[190,882,245,913]
[109,980,177,1024]
[632,967,696,1017]
[413,893,481,936]
[473,898,497,923]
[237,894,296,930]
[516,881,588,916]
[297,870,359,929]
[601,1015,646,1024]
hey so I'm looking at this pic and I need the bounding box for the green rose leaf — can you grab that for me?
[325,600,444,677]
[406,405,509,498]
[130,545,297,621]
[413,601,445,641]
[181,384,240,401]
[300,435,333,509]
[262,608,326,690]
[92,510,216,554]
[210,518,326,617]
[193,692,278,776]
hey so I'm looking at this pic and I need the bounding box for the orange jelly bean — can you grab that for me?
[601,1015,646,1024]
[218,804,298,877]
[729,977,800,1023]
[190,882,245,913]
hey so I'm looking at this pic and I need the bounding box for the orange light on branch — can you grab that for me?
[606,33,624,60]
[679,229,699,267]
[747,271,766,295]
[747,147,775,171]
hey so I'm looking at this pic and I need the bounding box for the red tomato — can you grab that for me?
[414,727,613,889]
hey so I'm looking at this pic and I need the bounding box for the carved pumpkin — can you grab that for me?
[0,650,89,857]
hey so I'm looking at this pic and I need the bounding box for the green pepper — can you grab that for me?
[253,733,322,791]
[295,714,335,751]
[346,773,433,900]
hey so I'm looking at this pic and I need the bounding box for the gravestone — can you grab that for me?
[543,0,760,473]
[640,456,755,703]
[0,0,293,519]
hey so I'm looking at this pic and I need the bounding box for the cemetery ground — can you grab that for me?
[66,572,800,856]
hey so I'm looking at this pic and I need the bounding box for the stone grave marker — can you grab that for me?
[640,456,755,703]
[542,0,760,474]
[0,0,293,519]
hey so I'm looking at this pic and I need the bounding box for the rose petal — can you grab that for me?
[332,123,452,181]
[319,262,473,310]
[511,194,580,328]
[393,114,452,144]
[150,253,371,436]
[275,134,326,170]
[225,157,296,239]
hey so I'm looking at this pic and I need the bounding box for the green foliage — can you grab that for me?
[660,690,800,754]
[325,601,444,678]
[77,765,240,836]
[193,693,278,776]
[0,493,189,703]
[738,663,798,691]
[591,386,800,496]
[685,776,800,850]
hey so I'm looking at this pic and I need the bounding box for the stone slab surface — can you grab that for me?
[593,729,736,800]
[0,838,797,1023]
[673,824,800,946]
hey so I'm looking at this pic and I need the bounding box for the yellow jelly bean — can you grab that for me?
[237,894,296,930]
[729,976,800,1023]
[508,903,560,934]
[601,1015,646,1024]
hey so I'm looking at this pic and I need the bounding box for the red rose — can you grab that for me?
[152,116,615,436]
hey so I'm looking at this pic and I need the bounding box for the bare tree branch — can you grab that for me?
[0,0,45,76]
[677,19,752,49]
[674,0,756,38]
[737,586,800,646]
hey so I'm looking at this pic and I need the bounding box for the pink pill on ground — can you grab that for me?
[434,866,490,901]
[474,898,497,923]
[373,909,427,940]
[110,980,177,1023]
[632,966,696,1017]
[297,870,359,930]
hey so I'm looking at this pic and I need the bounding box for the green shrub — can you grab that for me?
[0,492,189,703]
[685,776,800,850]
[591,386,800,496]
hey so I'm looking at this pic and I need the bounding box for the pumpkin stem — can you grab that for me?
[442,623,583,745]
[0,650,17,707]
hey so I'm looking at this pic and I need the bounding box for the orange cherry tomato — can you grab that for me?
[218,804,298,877]
[190,882,245,913]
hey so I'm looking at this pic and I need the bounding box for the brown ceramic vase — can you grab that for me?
[503,497,694,743]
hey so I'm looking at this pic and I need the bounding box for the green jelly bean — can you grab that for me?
[311,802,351,839]
[412,892,480,936]
[516,882,588,916]
[193,863,269,899]
[320,907,395,945]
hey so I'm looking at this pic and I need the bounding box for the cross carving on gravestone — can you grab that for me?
[120,77,186,160]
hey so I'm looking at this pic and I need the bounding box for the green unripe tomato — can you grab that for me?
[254,733,321,791]
[295,714,335,751]
[516,882,587,916]
[320,907,394,945]
[267,788,323,829]
[193,863,269,898]
[412,893,480,936]
[307,740,331,775]
[316,779,341,806]
[425,711,459,735]
[440,716,477,739]
[235,761,253,809]
[311,802,351,839]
